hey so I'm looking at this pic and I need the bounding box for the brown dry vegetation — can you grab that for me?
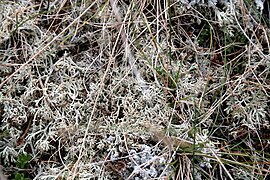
[0,0,269,179]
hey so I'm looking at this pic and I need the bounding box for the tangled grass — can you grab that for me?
[0,0,269,179]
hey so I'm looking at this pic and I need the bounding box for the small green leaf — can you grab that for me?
[13,172,28,180]
[16,153,31,169]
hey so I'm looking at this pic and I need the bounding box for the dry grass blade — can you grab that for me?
[109,0,148,91]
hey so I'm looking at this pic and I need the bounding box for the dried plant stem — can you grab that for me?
[71,2,125,177]
[71,56,114,179]
[110,0,148,91]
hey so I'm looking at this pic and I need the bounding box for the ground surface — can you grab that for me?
[0,0,269,179]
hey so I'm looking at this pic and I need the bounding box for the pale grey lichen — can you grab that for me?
[0,0,269,179]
